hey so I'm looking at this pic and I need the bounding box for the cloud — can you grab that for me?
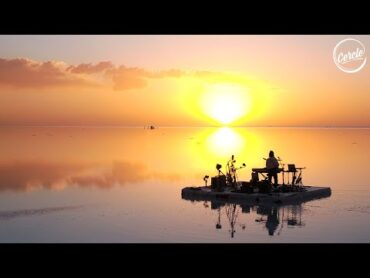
[106,66,185,90]
[67,61,114,74]
[108,67,149,90]
[0,57,186,91]
[0,58,94,89]
[0,57,255,93]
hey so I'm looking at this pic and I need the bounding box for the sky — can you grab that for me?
[0,35,369,127]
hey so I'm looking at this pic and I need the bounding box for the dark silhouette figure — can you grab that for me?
[266,150,279,186]
[265,207,279,236]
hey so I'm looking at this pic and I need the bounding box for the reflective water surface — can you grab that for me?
[0,127,369,242]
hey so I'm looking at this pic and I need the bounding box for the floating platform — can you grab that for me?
[181,185,331,205]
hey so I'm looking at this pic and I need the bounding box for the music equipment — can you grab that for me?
[211,175,227,189]
[251,168,284,173]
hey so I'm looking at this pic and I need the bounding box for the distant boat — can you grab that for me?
[144,125,156,130]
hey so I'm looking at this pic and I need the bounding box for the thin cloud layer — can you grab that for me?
[0,58,94,88]
[0,58,187,91]
[67,61,114,74]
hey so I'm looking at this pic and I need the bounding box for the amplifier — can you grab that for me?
[211,175,226,189]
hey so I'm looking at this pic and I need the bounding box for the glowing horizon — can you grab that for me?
[0,35,369,127]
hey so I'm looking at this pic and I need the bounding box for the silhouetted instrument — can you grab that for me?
[226,155,246,187]
[203,175,209,187]
[251,167,284,180]
[252,165,305,185]
[277,157,286,185]
[251,168,284,173]
[285,164,305,185]
[210,155,246,189]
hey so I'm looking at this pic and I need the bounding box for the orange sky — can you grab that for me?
[0,35,369,126]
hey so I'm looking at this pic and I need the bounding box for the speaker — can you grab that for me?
[211,175,226,189]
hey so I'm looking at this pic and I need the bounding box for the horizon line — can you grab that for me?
[0,124,369,129]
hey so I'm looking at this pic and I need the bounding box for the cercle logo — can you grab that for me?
[333,38,367,73]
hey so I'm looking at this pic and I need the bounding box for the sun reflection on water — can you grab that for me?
[206,127,244,157]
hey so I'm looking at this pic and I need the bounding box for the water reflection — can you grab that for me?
[0,127,265,193]
[0,127,369,242]
[206,127,244,157]
[255,205,305,236]
[0,205,83,220]
[0,127,368,194]
[199,199,306,238]
[0,160,180,192]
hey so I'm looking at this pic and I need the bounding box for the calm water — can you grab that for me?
[0,127,369,243]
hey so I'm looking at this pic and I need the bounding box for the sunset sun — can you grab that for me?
[201,83,251,125]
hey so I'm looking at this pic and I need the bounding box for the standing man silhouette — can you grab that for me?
[266,150,279,186]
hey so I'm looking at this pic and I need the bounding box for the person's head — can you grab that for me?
[269,150,274,158]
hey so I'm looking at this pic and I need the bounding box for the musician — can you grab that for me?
[266,150,279,186]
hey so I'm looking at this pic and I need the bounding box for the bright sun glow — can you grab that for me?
[206,127,244,157]
[201,83,251,125]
